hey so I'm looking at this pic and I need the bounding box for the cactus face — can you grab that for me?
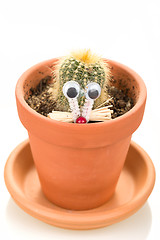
[54,50,110,112]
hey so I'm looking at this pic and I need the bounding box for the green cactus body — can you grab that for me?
[54,50,110,112]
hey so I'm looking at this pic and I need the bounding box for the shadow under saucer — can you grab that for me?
[6,198,152,240]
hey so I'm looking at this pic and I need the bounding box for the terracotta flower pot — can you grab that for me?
[15,58,147,210]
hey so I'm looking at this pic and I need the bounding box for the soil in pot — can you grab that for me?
[26,75,134,120]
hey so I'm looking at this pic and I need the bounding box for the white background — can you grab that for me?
[0,0,160,239]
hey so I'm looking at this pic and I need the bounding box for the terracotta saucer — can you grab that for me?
[4,140,155,230]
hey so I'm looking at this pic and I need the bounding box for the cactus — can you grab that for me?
[53,49,110,112]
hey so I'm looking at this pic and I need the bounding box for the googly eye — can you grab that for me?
[86,82,101,100]
[63,81,80,99]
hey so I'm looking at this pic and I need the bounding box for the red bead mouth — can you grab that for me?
[76,116,87,124]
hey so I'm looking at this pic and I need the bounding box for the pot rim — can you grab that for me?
[15,58,147,131]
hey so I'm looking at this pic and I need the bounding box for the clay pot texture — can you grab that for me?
[15,58,147,210]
